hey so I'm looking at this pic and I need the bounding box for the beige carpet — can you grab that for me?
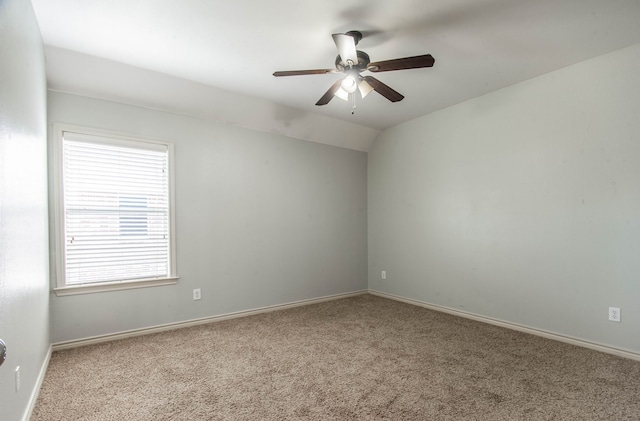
[33,294,640,420]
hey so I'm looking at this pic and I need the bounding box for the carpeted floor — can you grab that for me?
[32,294,640,420]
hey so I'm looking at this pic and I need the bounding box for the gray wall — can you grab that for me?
[368,42,640,354]
[48,92,368,343]
[0,0,50,419]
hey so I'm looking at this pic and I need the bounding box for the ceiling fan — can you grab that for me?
[273,30,435,108]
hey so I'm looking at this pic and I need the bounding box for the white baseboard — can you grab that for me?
[52,290,368,351]
[23,344,52,421]
[369,289,640,362]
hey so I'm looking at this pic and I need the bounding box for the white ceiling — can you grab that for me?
[31,0,640,135]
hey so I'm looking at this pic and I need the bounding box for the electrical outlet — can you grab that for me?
[193,288,201,301]
[15,366,20,393]
[609,307,621,322]
[381,270,387,280]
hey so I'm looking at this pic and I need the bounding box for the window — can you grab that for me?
[53,124,177,295]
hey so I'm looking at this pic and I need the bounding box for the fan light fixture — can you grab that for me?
[334,87,349,101]
[335,74,372,103]
[358,79,373,98]
[340,74,358,93]
[334,74,370,115]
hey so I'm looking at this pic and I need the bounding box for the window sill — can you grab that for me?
[53,277,179,296]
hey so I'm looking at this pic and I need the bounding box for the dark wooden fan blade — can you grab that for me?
[362,76,404,102]
[368,54,435,72]
[316,79,344,106]
[273,69,335,77]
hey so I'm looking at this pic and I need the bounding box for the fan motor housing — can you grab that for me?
[335,50,370,72]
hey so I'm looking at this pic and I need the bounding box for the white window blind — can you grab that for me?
[61,131,172,286]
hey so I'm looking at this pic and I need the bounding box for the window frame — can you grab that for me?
[52,123,178,296]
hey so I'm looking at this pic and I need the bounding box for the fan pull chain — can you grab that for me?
[351,92,357,114]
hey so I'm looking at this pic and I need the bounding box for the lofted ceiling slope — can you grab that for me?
[31,0,640,150]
